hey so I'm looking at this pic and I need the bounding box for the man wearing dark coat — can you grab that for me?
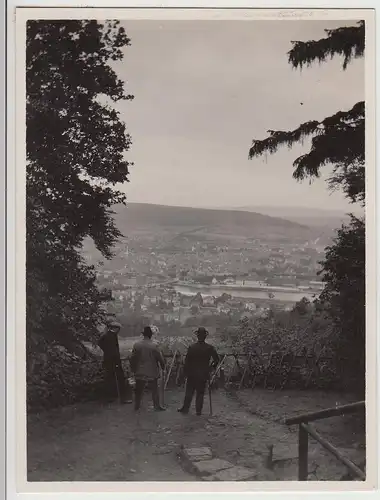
[98,320,132,404]
[178,327,219,416]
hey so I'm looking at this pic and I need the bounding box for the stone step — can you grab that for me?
[194,458,234,476]
[271,442,299,463]
[181,446,213,462]
[179,446,259,481]
[204,466,257,482]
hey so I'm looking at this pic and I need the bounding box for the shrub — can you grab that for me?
[27,338,105,411]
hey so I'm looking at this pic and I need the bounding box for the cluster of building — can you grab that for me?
[89,233,325,289]
[86,231,327,333]
[105,281,284,330]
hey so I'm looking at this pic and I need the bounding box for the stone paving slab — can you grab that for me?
[181,447,213,462]
[272,443,299,462]
[208,466,257,482]
[193,458,234,476]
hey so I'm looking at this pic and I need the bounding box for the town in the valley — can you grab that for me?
[83,203,333,338]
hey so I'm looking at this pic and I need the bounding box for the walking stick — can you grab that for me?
[160,365,165,407]
[208,359,216,417]
[114,365,121,403]
[208,378,213,416]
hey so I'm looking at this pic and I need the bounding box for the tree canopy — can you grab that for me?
[248,21,365,206]
[288,21,364,70]
[318,214,365,393]
[26,20,133,350]
[247,21,366,393]
[319,216,365,336]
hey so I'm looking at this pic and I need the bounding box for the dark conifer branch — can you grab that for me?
[288,21,365,70]
[248,20,365,205]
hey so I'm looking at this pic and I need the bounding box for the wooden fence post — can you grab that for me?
[299,423,309,481]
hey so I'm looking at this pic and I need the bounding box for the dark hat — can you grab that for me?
[195,326,208,339]
[142,326,153,337]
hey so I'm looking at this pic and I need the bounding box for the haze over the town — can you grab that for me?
[111,19,364,213]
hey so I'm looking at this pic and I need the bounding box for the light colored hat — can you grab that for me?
[108,321,122,330]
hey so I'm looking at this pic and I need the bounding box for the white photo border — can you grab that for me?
[6,2,379,499]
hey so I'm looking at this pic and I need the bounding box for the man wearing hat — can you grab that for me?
[178,327,219,416]
[98,319,132,404]
[130,326,166,411]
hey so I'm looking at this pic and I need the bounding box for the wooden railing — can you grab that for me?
[284,401,366,481]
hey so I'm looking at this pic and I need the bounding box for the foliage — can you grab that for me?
[27,339,105,411]
[288,21,364,70]
[228,304,334,354]
[318,215,365,392]
[26,20,133,352]
[292,297,312,316]
[184,316,201,328]
[247,21,366,393]
[248,21,365,205]
[215,293,232,304]
[223,308,340,389]
[190,305,199,315]
[158,335,195,356]
[154,306,341,390]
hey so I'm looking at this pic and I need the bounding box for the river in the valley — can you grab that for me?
[173,284,316,303]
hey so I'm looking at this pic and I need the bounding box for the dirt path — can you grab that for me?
[27,389,292,481]
[27,388,365,482]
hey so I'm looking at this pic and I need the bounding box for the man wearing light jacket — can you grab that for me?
[130,326,166,411]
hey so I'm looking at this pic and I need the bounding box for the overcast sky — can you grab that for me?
[111,20,364,212]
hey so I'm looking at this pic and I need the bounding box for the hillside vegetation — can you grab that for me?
[111,203,327,241]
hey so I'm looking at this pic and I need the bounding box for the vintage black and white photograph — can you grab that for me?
[18,8,375,487]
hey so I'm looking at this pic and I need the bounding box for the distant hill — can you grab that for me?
[228,205,360,229]
[111,202,317,241]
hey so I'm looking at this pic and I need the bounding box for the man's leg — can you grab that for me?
[178,378,195,414]
[125,376,133,402]
[134,379,145,410]
[151,379,165,411]
[104,362,117,402]
[195,379,207,416]
[115,364,132,404]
